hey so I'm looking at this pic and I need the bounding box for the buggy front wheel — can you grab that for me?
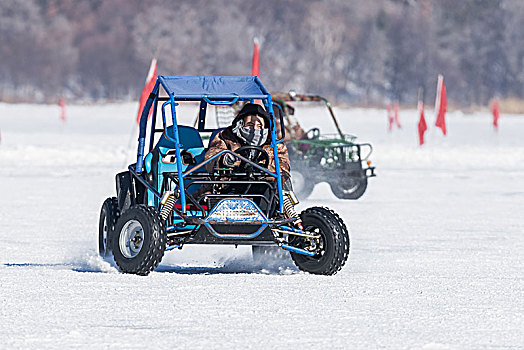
[290,207,349,275]
[111,205,166,276]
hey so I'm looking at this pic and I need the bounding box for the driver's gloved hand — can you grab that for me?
[221,153,236,167]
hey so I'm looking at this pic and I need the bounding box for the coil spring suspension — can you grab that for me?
[160,191,176,221]
[283,192,302,227]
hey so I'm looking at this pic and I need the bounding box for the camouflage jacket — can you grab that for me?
[204,127,290,182]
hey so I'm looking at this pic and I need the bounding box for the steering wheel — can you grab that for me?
[234,145,270,169]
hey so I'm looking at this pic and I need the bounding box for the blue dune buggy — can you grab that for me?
[98,76,350,275]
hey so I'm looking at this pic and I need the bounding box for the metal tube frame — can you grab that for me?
[135,77,287,219]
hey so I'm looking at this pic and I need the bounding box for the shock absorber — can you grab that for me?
[283,191,302,228]
[160,191,176,221]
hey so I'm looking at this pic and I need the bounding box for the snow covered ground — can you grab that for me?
[1,102,523,349]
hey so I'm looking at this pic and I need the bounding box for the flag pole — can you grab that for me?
[434,74,447,135]
[123,57,158,168]
[251,37,260,77]
[417,87,427,146]
[123,113,140,169]
[491,98,500,131]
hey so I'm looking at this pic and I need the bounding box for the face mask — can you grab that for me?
[233,120,268,146]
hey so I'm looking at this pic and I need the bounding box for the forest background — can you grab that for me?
[1,0,522,110]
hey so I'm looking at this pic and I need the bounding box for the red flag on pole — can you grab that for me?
[251,38,260,77]
[434,74,447,135]
[491,99,500,130]
[58,98,66,122]
[136,58,158,125]
[394,101,402,128]
[387,103,394,131]
[417,101,427,145]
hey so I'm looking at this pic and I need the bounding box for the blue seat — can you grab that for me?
[157,125,205,162]
[145,125,205,173]
[144,126,206,205]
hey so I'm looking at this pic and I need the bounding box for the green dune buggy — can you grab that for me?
[271,91,376,200]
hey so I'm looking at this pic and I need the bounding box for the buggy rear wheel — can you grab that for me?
[111,205,166,276]
[290,169,315,200]
[98,197,119,257]
[329,175,367,200]
[290,207,349,275]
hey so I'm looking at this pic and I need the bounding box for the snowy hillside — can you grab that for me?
[1,102,523,349]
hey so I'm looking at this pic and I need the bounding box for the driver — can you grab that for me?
[204,103,291,184]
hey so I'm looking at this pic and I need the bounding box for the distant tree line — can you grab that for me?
[0,0,522,106]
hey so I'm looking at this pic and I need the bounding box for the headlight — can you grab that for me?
[205,198,267,223]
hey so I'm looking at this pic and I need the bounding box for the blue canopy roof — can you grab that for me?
[158,76,269,99]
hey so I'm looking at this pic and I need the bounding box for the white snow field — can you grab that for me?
[1,102,523,349]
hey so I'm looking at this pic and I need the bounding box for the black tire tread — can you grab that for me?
[112,205,166,276]
[291,206,350,275]
[329,176,367,200]
[99,197,120,256]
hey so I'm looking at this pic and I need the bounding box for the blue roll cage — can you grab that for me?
[133,76,286,215]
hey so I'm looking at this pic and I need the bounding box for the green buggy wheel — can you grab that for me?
[329,176,367,200]
[291,169,315,200]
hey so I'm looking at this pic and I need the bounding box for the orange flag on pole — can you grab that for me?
[417,101,427,145]
[491,99,500,130]
[58,98,66,122]
[434,74,447,135]
[394,101,402,128]
[136,58,157,125]
[251,38,260,77]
